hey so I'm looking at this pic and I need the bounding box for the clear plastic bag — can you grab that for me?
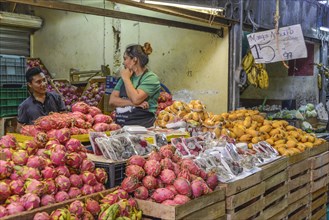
[95,137,117,160]
[128,134,155,156]
[89,132,108,155]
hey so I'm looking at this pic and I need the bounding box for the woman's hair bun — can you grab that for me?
[142,42,153,55]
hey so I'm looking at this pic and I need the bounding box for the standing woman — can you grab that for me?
[109,42,161,127]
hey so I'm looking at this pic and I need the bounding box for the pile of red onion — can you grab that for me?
[0,133,108,218]
[80,82,105,107]
[156,92,174,115]
[121,145,219,205]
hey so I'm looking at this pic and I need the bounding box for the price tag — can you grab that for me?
[247,24,307,63]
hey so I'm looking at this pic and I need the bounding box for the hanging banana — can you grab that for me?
[318,73,322,90]
[242,51,254,74]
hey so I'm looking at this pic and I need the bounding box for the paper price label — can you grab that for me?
[247,24,307,63]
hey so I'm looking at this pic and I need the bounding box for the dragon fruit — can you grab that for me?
[24,140,40,155]
[121,176,140,193]
[55,175,71,192]
[70,174,84,188]
[134,186,149,200]
[81,184,95,195]
[33,212,50,220]
[191,179,204,198]
[80,159,95,172]
[16,166,42,181]
[0,205,8,217]
[65,152,83,169]
[173,178,192,197]
[6,202,25,215]
[41,167,58,179]
[82,211,94,220]
[148,151,162,161]
[171,154,181,163]
[89,106,102,116]
[125,165,145,180]
[156,178,165,188]
[85,198,100,216]
[9,179,25,195]
[54,191,70,202]
[50,208,70,219]
[180,159,200,176]
[93,182,105,192]
[69,200,85,217]
[26,156,44,169]
[72,101,90,113]
[12,150,28,165]
[24,179,45,196]
[20,193,41,210]
[206,171,219,190]
[160,158,174,170]
[199,168,208,180]
[5,195,20,204]
[93,114,112,124]
[65,138,82,152]
[142,175,157,190]
[112,189,129,199]
[127,155,146,167]
[173,194,190,205]
[101,193,119,205]
[45,140,60,149]
[0,135,18,149]
[82,171,97,186]
[144,160,161,177]
[0,160,12,180]
[44,179,58,195]
[178,169,192,182]
[151,188,175,203]
[55,128,71,144]
[49,150,66,166]
[56,166,70,177]
[68,187,82,198]
[94,168,108,184]
[165,185,178,195]
[1,148,12,160]
[160,169,176,185]
[34,132,49,145]
[41,194,56,206]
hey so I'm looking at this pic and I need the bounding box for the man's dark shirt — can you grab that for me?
[18,92,66,125]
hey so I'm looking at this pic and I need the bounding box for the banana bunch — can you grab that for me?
[242,51,269,89]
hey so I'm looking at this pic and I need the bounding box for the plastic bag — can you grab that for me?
[89,132,108,155]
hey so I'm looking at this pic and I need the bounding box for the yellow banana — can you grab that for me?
[247,66,258,87]
[242,51,254,73]
[318,73,322,89]
[258,69,269,89]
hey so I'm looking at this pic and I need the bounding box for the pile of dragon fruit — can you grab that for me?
[20,102,121,136]
[121,145,219,205]
[33,189,142,220]
[0,132,108,218]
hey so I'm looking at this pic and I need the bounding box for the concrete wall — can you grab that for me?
[32,2,229,114]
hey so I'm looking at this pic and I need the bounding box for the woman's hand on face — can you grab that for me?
[137,101,149,109]
[121,68,133,81]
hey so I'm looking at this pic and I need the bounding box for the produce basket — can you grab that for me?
[0,54,26,86]
[80,77,106,110]
[0,86,28,117]
[87,153,126,189]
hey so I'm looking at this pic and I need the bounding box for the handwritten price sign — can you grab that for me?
[247,24,307,64]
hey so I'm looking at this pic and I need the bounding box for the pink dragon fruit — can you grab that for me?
[112,189,129,199]
[82,211,94,220]
[156,178,165,188]
[36,149,48,158]
[55,128,71,144]
[65,152,83,169]
[173,178,192,197]
[206,171,219,190]
[41,167,58,179]
[5,195,20,204]
[134,186,149,200]
[34,132,49,145]
[24,179,45,196]
[9,179,25,195]
[160,169,176,185]
[0,134,18,149]
[142,175,157,190]
[40,194,56,206]
[82,171,98,186]
[20,193,41,210]
[54,191,70,202]
[12,150,29,165]
[93,182,105,192]
[24,140,40,155]
[0,160,12,180]
[55,175,71,192]
[160,158,174,170]
[65,138,82,152]
[26,156,44,169]
[171,154,182,163]
[101,193,119,205]
[173,194,190,205]
[6,202,25,215]
[125,165,145,180]
[165,185,178,195]
[68,187,82,199]
[199,168,208,180]
[44,179,58,195]
[0,205,8,217]
[148,151,162,161]
[191,179,204,198]
[56,166,70,177]
[121,176,140,193]
[80,159,95,172]
[85,198,100,216]
[178,169,192,182]
[93,114,112,124]
[69,174,84,188]
[127,155,146,167]
[0,181,12,201]
[173,163,181,176]
[69,200,85,217]
[33,212,50,220]
[180,159,200,176]
[144,160,161,177]
[1,148,12,160]
[49,150,66,166]
[50,208,70,219]
[88,106,102,116]
[151,188,175,203]
[81,184,95,195]
[19,166,42,181]
[45,139,60,149]
[94,168,108,184]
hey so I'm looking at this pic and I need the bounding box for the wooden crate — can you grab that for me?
[288,148,310,165]
[137,189,225,220]
[309,186,328,220]
[286,195,310,220]
[81,77,106,111]
[261,158,288,219]
[287,159,311,205]
[309,142,329,157]
[310,151,329,193]
[268,209,288,220]
[221,172,264,220]
[2,188,116,220]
